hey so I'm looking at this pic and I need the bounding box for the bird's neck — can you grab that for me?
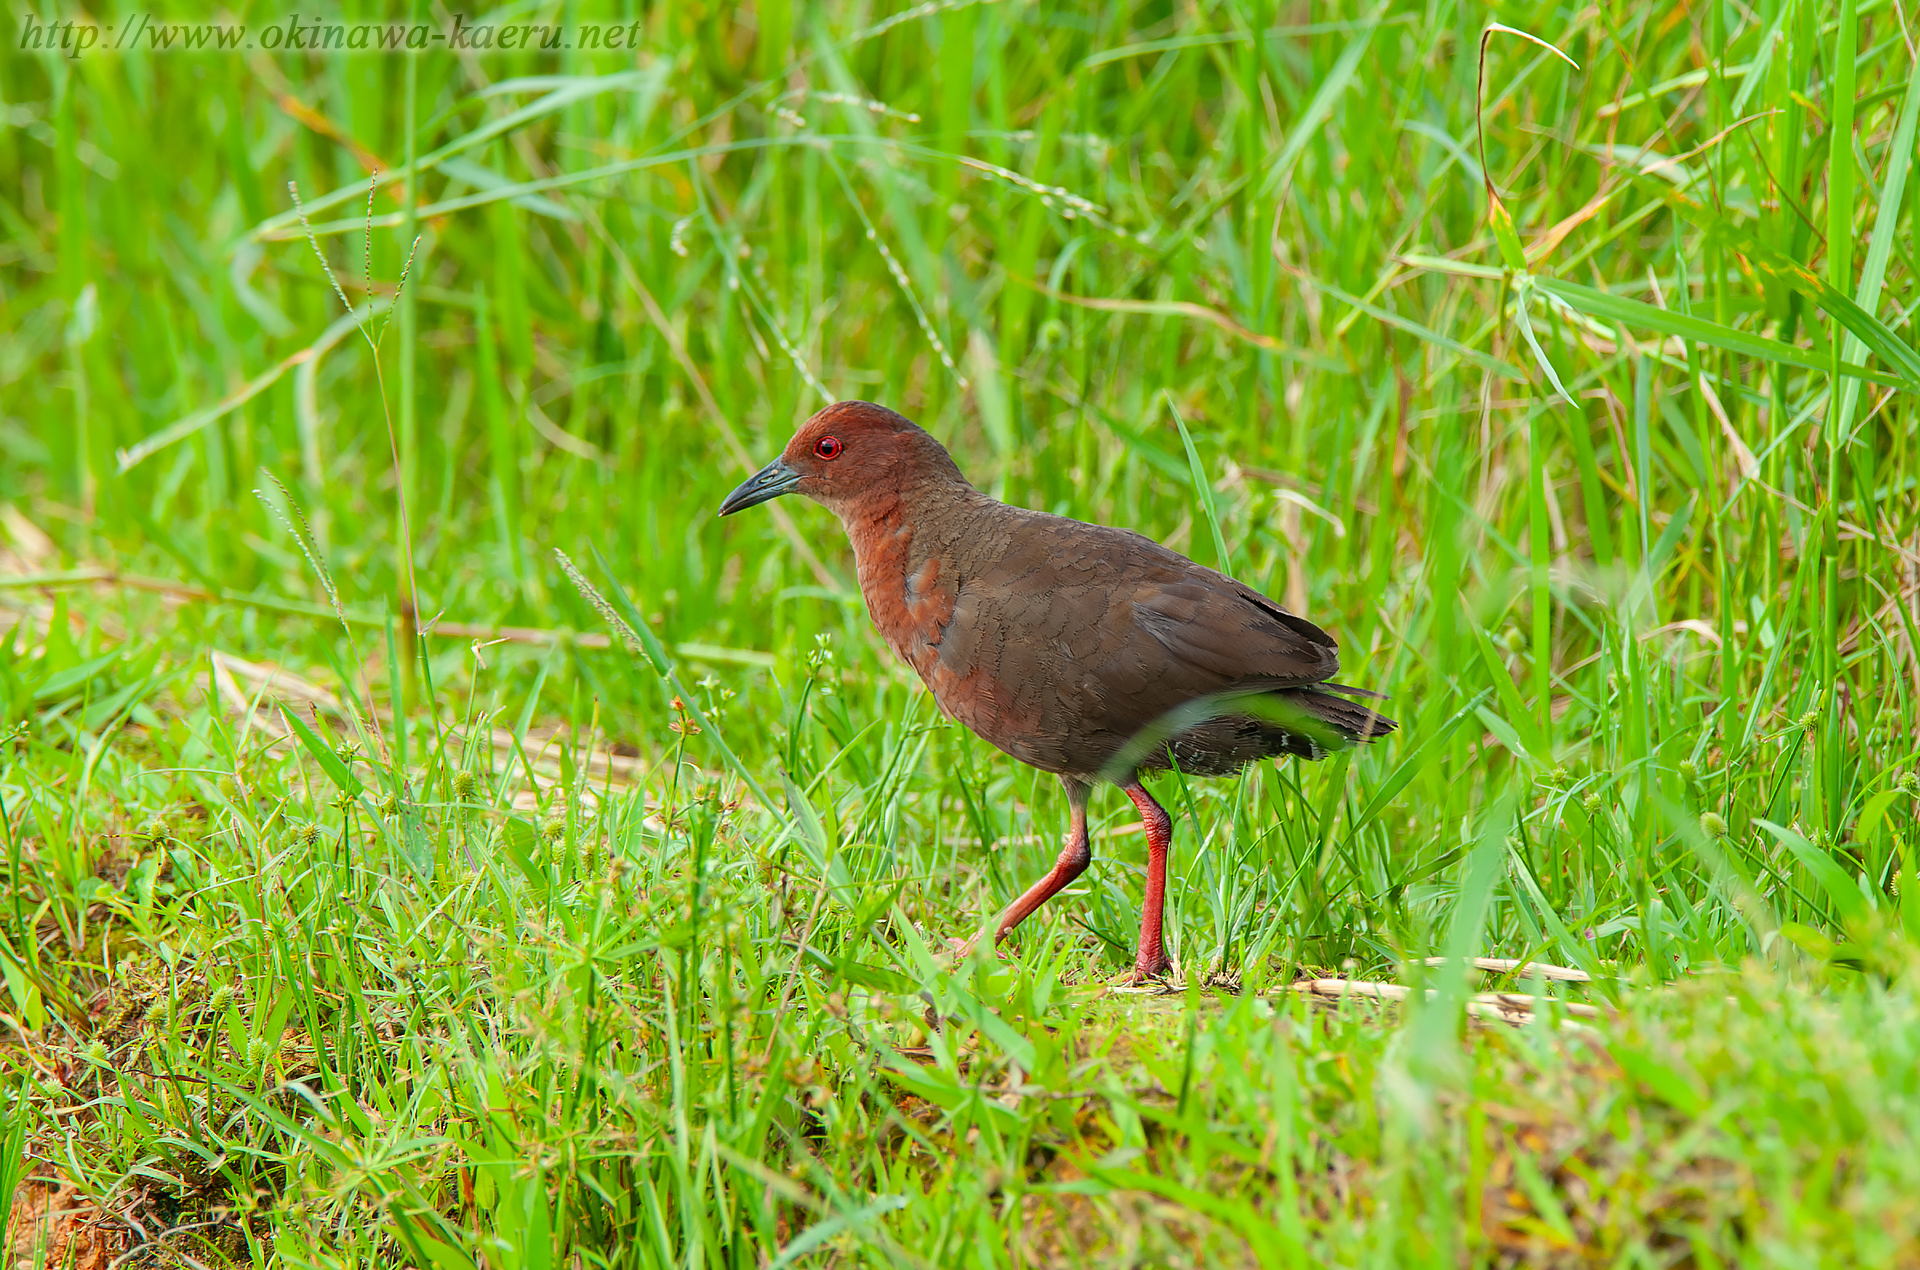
[833,478,981,567]
[836,482,982,667]
[839,487,930,583]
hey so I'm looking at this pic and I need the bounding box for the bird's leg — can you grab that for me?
[1122,780,1175,983]
[963,776,1092,953]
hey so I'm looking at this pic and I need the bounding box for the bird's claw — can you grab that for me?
[1111,956,1176,989]
[935,935,1009,971]
[931,936,971,971]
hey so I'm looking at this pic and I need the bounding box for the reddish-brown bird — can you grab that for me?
[720,401,1394,982]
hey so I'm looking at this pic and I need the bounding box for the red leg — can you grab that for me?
[981,777,1093,944]
[1122,780,1175,982]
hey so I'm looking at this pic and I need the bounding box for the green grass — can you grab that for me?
[4,0,1920,1264]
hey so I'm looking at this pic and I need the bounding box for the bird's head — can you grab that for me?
[717,401,968,519]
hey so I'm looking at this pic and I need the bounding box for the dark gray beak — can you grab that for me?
[718,457,802,516]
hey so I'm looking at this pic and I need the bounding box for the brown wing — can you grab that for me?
[1129,570,1337,683]
[927,504,1340,776]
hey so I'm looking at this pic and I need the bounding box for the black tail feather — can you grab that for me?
[1279,686,1398,744]
[1316,680,1390,702]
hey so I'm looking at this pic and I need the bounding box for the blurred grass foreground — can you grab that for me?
[5,0,1920,1265]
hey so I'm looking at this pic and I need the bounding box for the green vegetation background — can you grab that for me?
[3,0,1920,1264]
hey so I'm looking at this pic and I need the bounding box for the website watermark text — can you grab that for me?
[17,13,652,57]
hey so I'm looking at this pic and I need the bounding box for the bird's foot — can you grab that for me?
[935,935,1007,971]
[1111,954,1175,989]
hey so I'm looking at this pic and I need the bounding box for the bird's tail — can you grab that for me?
[1277,686,1397,745]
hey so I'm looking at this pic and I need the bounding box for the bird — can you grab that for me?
[719,400,1395,983]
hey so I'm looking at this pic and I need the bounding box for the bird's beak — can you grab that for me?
[718,457,802,516]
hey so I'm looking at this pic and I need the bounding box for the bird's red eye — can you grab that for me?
[814,435,844,460]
